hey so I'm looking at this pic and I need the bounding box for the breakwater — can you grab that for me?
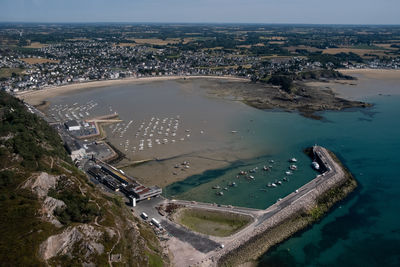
[199,146,357,266]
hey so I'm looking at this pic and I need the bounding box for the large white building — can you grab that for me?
[64,120,81,131]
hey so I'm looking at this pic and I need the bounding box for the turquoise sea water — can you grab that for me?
[166,94,400,266]
[48,77,400,266]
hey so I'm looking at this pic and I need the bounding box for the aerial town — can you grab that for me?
[1,24,400,93]
[1,21,399,267]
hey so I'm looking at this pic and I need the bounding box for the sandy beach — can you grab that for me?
[339,68,400,80]
[17,75,247,106]
[307,68,400,99]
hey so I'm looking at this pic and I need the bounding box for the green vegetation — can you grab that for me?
[175,208,252,237]
[267,74,295,93]
[295,69,355,80]
[0,91,71,169]
[0,91,167,266]
[145,251,164,267]
[0,91,68,266]
[0,67,24,79]
[261,69,352,93]
[51,189,100,224]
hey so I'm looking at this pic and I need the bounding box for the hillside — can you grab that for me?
[0,91,167,266]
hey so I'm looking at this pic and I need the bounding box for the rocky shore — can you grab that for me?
[199,78,371,120]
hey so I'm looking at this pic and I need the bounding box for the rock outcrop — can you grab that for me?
[40,224,104,260]
[41,196,65,228]
[23,172,60,198]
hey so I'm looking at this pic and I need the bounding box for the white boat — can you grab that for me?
[271,183,277,187]
[312,161,320,170]
[285,171,293,175]
[289,165,298,170]
[289,158,298,163]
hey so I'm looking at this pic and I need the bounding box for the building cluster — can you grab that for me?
[2,39,399,93]
[88,162,162,204]
[25,102,163,203]
[343,57,400,69]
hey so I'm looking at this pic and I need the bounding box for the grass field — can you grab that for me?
[127,38,193,46]
[322,46,391,57]
[20,58,60,64]
[0,67,24,78]
[174,208,252,237]
[23,42,48,49]
[114,42,137,47]
[285,45,322,53]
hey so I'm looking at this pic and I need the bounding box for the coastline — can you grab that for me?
[307,68,400,100]
[339,68,400,79]
[16,69,391,189]
[16,75,247,106]
[17,71,375,122]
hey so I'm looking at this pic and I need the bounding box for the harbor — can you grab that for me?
[27,87,357,267]
[132,145,356,267]
[25,74,400,267]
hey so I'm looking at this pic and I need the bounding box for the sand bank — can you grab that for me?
[339,68,400,80]
[306,69,400,100]
[16,75,247,106]
[117,148,259,188]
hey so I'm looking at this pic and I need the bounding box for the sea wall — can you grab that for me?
[216,147,357,266]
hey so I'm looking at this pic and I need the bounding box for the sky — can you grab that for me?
[1,0,399,25]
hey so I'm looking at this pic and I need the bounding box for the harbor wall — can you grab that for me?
[216,147,357,266]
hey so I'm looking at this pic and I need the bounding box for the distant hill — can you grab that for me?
[0,91,166,266]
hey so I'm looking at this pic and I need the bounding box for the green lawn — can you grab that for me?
[0,67,24,78]
[175,208,252,237]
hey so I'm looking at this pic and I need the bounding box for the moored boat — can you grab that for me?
[312,161,320,170]
[228,182,237,187]
[289,164,297,170]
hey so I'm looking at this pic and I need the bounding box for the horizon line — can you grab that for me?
[0,21,399,26]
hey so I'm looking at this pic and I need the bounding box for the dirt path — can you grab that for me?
[108,229,121,266]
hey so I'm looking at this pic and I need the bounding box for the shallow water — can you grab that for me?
[166,78,400,266]
[48,79,270,161]
[48,77,400,266]
[256,95,400,267]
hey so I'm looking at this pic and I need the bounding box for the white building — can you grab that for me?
[65,120,81,131]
